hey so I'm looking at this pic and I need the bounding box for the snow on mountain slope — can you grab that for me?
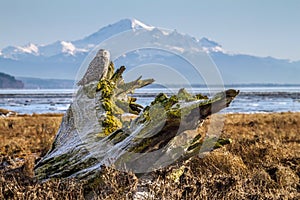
[199,38,224,53]
[44,41,87,56]
[131,18,154,30]
[0,18,221,60]
[0,19,159,59]
[73,18,155,49]
[1,44,39,59]
[18,43,39,54]
[1,41,89,60]
[0,18,299,84]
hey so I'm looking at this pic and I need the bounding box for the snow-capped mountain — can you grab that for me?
[0,19,221,60]
[2,40,87,60]
[0,18,299,84]
[74,18,154,49]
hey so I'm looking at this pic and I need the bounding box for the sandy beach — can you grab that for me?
[0,112,299,199]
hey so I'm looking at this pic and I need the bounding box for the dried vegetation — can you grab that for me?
[0,112,299,199]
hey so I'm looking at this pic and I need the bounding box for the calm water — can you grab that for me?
[0,87,300,114]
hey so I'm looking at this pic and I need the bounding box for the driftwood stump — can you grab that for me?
[34,49,239,182]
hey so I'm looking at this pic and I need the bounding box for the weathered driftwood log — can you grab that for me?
[34,49,239,182]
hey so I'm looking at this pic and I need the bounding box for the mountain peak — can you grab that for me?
[110,18,154,30]
[130,18,154,30]
[74,18,154,48]
[1,43,39,59]
[60,41,76,55]
[199,37,221,48]
[18,43,39,54]
[199,37,224,53]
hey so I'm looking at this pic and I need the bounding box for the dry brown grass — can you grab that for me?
[0,112,299,199]
[0,113,62,160]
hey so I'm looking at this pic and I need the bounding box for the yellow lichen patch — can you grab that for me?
[167,165,186,183]
[102,115,122,136]
[95,64,149,136]
[95,65,126,136]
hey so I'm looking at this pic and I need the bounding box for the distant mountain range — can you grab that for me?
[0,18,299,86]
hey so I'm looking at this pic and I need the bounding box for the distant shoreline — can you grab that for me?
[1,82,300,90]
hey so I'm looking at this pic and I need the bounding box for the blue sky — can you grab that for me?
[1,0,299,61]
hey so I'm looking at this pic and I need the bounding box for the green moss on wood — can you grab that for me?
[95,63,150,136]
[102,114,122,135]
